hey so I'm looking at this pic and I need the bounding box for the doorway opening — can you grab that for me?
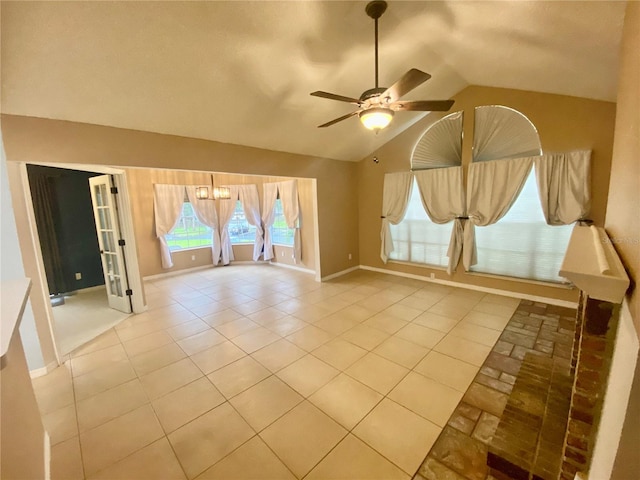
[23,162,145,357]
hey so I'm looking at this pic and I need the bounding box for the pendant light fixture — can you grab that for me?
[196,174,231,200]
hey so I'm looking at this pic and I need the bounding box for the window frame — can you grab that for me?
[468,167,573,284]
[165,198,214,252]
[228,199,257,245]
[270,197,295,247]
[388,177,453,269]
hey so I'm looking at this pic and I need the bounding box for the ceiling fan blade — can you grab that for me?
[318,111,359,128]
[310,91,361,104]
[382,69,431,102]
[393,99,455,112]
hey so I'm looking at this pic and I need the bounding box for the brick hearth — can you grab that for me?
[414,300,577,480]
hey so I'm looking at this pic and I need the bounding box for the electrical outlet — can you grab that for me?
[281,251,285,257]
[348,253,352,260]
[430,273,435,280]
[75,272,82,280]
[191,255,196,261]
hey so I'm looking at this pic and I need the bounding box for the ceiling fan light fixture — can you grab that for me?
[360,107,394,130]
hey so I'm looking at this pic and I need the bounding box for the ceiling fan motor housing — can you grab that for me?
[360,87,388,103]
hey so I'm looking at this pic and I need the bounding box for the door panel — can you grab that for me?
[89,175,131,313]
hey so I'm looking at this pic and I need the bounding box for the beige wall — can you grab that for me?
[125,168,317,277]
[357,85,617,302]
[608,2,640,478]
[1,114,360,279]
[605,1,639,330]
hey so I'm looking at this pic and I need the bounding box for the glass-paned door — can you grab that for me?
[88,175,131,313]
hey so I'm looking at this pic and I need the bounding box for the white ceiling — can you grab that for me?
[0,1,626,162]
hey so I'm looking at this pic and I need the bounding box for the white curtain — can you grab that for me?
[463,157,534,270]
[185,186,221,266]
[153,184,186,269]
[380,171,413,263]
[218,185,240,266]
[535,150,591,225]
[278,180,301,263]
[414,167,465,274]
[238,184,264,261]
[261,183,279,261]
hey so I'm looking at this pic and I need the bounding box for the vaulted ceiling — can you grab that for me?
[0,1,626,162]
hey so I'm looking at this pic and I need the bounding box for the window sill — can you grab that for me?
[465,270,574,289]
[169,245,212,253]
[388,260,448,272]
[388,260,574,289]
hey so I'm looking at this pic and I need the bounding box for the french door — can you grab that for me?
[88,175,131,313]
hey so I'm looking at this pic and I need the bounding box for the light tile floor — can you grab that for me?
[33,264,521,480]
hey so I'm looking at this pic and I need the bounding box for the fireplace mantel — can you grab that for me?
[559,225,630,304]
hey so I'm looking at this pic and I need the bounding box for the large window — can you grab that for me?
[389,178,452,268]
[229,200,256,244]
[271,198,295,246]
[470,169,573,283]
[165,201,212,251]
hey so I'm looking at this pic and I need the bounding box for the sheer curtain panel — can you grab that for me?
[238,184,264,261]
[463,157,534,270]
[154,184,187,269]
[218,185,240,266]
[535,150,591,225]
[186,186,221,266]
[414,167,465,274]
[261,183,279,261]
[278,180,301,263]
[380,172,413,263]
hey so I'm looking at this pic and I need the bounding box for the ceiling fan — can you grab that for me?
[311,0,454,131]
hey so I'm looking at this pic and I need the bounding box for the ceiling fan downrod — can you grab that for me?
[366,1,387,90]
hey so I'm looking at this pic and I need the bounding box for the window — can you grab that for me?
[165,201,213,251]
[271,198,295,246]
[470,168,573,283]
[229,200,256,244]
[389,178,453,268]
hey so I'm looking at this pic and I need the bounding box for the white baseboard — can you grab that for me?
[359,265,579,308]
[75,285,107,293]
[44,432,51,480]
[29,360,59,379]
[143,264,213,281]
[321,266,360,282]
[144,261,316,282]
[268,261,316,275]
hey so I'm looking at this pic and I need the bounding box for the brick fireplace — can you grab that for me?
[487,293,621,480]
[561,294,620,479]
[488,225,629,480]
